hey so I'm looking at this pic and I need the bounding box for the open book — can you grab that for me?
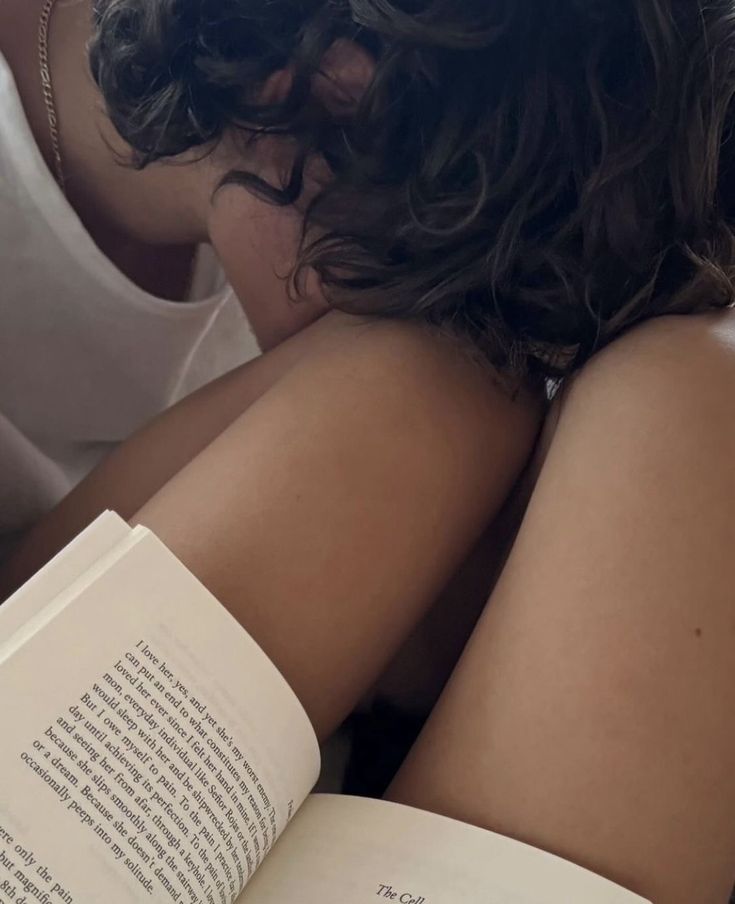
[0,513,649,904]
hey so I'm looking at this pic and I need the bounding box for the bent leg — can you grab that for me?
[3,314,539,739]
[390,314,735,904]
[132,316,537,739]
[0,311,350,589]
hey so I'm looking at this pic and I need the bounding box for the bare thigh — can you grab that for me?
[390,314,735,904]
[1,313,540,739]
[0,312,348,591]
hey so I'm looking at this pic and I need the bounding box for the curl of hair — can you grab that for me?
[90,0,735,377]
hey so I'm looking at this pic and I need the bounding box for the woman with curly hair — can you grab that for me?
[2,1,735,901]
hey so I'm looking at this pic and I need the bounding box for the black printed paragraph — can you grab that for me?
[18,642,282,904]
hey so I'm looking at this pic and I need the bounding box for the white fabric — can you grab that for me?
[0,52,260,552]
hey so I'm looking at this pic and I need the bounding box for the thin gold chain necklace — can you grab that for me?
[38,0,66,193]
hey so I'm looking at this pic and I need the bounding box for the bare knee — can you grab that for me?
[563,310,735,432]
[391,312,735,904]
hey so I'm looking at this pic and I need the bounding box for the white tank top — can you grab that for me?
[0,52,260,551]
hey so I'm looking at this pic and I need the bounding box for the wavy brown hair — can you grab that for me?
[90,0,735,376]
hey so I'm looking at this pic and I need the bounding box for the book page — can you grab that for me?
[241,795,650,904]
[0,530,141,663]
[0,529,319,904]
[0,511,130,642]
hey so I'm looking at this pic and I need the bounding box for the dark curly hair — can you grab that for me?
[89,0,735,377]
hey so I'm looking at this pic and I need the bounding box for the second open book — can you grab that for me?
[0,513,648,904]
